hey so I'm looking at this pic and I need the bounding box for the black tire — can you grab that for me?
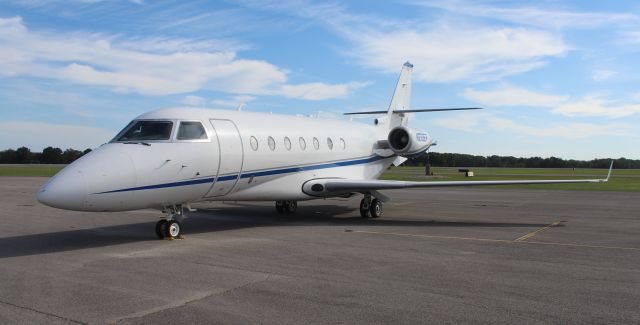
[165,220,182,239]
[284,200,297,213]
[370,199,383,218]
[275,201,284,213]
[359,198,370,218]
[155,220,168,239]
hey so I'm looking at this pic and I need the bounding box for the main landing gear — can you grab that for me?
[155,205,185,239]
[275,200,297,214]
[360,194,383,218]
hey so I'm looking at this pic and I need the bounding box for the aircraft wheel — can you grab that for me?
[275,201,285,213]
[165,220,182,239]
[155,220,168,239]
[359,198,370,218]
[369,199,383,218]
[284,200,297,213]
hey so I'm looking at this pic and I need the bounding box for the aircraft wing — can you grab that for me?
[302,162,613,200]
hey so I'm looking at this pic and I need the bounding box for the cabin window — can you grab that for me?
[284,137,292,150]
[177,121,207,140]
[340,138,346,150]
[116,120,173,141]
[268,136,276,151]
[250,136,258,151]
[299,137,306,150]
[327,137,333,150]
[313,137,319,150]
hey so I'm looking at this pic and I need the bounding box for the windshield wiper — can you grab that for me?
[123,141,151,146]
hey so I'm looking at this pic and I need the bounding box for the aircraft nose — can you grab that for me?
[37,167,87,210]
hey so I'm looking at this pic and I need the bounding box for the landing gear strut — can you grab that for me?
[156,205,185,239]
[360,195,383,218]
[275,200,297,214]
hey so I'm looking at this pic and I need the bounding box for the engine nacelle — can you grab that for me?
[387,126,432,156]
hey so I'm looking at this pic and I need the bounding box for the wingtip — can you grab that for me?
[606,160,614,181]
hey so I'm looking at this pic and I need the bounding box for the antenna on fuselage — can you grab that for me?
[236,103,245,111]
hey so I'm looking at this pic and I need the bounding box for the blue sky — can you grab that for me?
[0,0,638,159]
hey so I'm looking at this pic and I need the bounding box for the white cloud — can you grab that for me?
[119,36,249,53]
[246,1,569,83]
[463,86,640,118]
[12,0,144,6]
[0,122,115,151]
[278,81,370,100]
[433,113,634,140]
[344,25,567,83]
[462,85,568,108]
[233,95,256,103]
[416,1,638,30]
[182,95,207,106]
[592,69,617,81]
[210,95,256,108]
[553,96,640,118]
[623,31,640,44]
[486,117,633,139]
[432,111,489,133]
[0,16,365,99]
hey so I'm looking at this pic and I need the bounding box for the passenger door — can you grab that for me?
[205,119,244,197]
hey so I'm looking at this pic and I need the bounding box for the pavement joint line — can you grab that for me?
[0,298,86,324]
[514,220,565,242]
[348,229,640,251]
[109,274,271,324]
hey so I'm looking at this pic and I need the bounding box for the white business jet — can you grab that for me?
[36,62,612,239]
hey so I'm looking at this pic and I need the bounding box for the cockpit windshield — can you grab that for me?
[115,120,173,141]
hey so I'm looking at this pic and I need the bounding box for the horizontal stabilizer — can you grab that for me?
[344,107,483,115]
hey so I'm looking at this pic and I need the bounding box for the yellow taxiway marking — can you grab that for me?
[514,221,564,242]
[163,235,185,240]
[347,230,640,251]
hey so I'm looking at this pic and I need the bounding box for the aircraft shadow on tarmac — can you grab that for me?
[0,204,550,259]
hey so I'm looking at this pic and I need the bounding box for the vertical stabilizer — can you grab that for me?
[387,62,413,128]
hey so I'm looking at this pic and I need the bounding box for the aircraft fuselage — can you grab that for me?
[37,108,397,212]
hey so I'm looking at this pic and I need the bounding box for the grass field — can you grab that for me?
[381,166,640,192]
[0,164,65,177]
[1,164,638,192]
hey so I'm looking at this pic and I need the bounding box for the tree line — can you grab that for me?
[407,152,640,169]
[0,147,92,164]
[1,147,638,168]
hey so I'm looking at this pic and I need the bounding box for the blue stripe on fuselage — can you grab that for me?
[95,155,387,194]
[97,177,216,194]
[240,155,383,179]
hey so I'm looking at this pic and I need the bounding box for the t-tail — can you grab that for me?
[387,61,414,128]
[344,61,483,129]
[344,62,484,163]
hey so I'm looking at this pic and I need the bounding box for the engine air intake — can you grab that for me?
[387,126,432,157]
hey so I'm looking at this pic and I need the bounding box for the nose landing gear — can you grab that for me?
[156,205,186,239]
[155,219,182,239]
